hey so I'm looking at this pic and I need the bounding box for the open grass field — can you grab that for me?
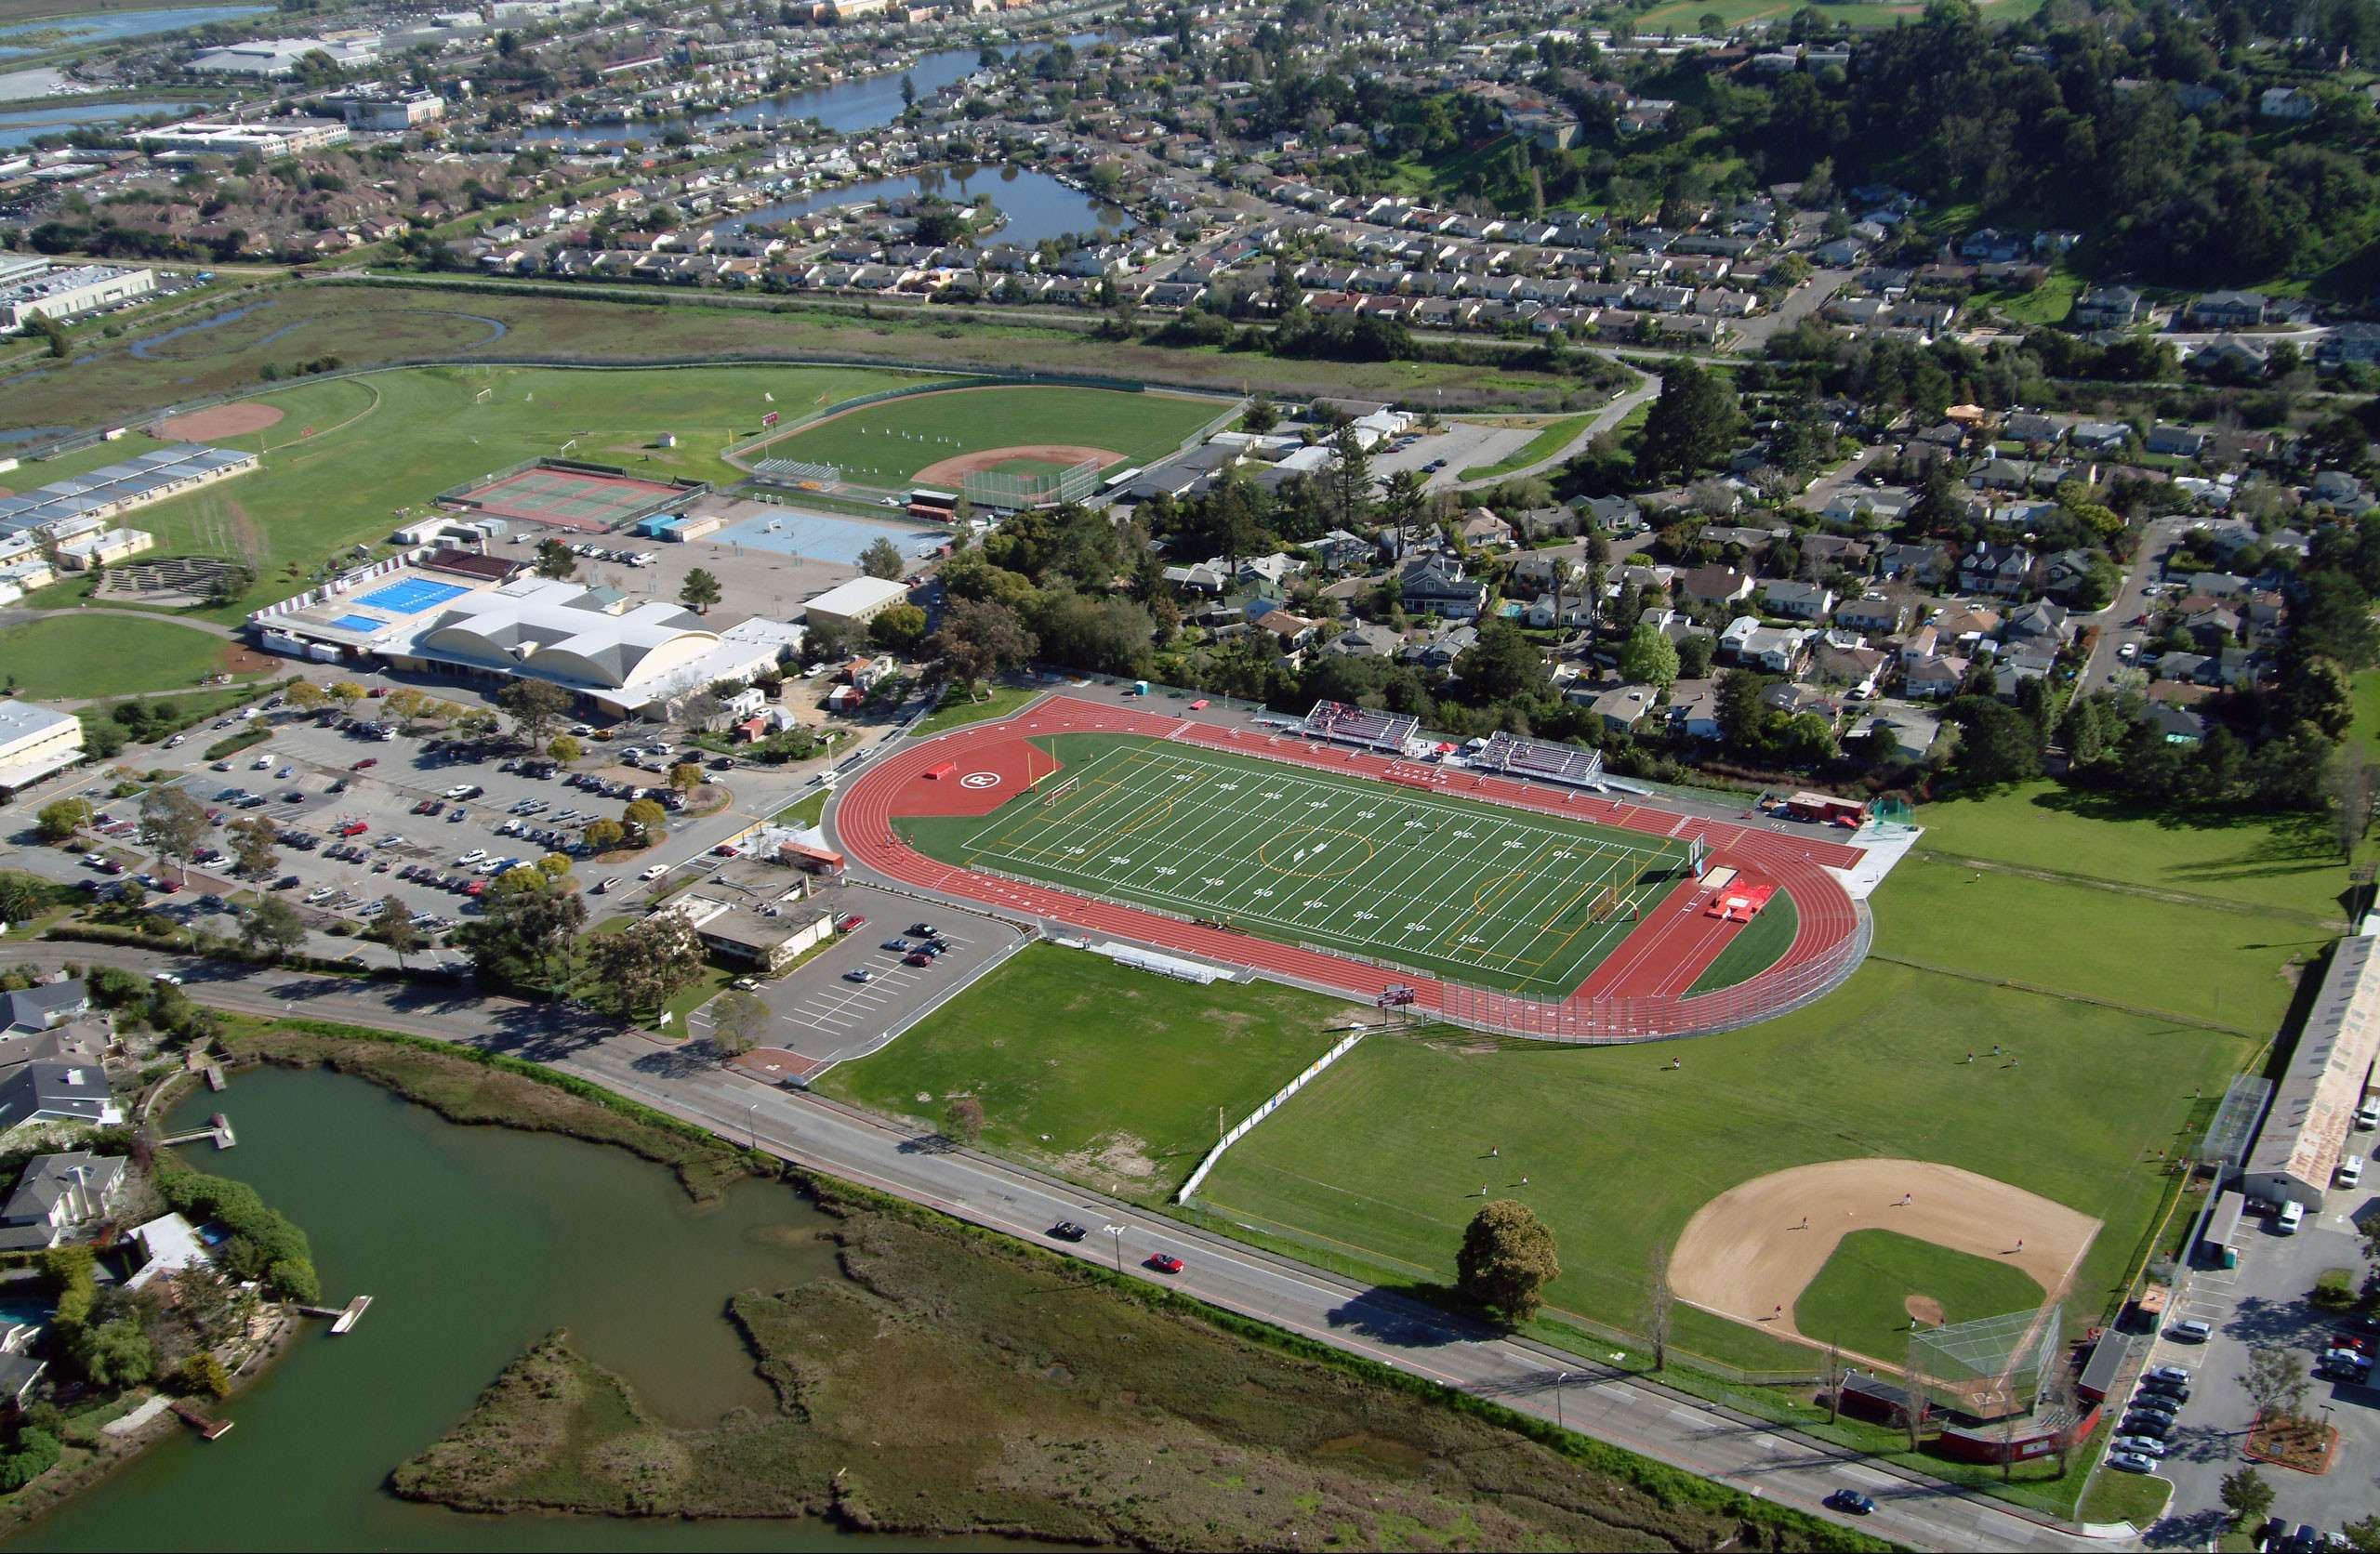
[909,681,1041,736]
[813,944,1355,1202]
[1871,852,2315,1034]
[764,385,1223,486]
[0,613,251,699]
[1912,779,2351,921]
[894,732,1697,995]
[1793,1230,2046,1351]
[1192,959,2244,1372]
[26,362,928,629]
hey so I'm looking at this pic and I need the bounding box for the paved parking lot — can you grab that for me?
[697,882,1027,1085]
[2143,1182,2380,1548]
[1368,420,1530,491]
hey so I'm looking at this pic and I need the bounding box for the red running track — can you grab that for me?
[833,697,1869,1041]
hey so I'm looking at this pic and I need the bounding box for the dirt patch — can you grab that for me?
[1905,1293,1946,1326]
[1668,1157,2100,1370]
[914,443,1127,489]
[157,401,284,441]
[216,642,276,678]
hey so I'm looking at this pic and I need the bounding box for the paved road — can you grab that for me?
[1449,369,1664,494]
[10,938,2112,1554]
[2075,517,2193,696]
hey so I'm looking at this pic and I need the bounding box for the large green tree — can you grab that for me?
[1456,1199,1560,1321]
[1633,361,1740,482]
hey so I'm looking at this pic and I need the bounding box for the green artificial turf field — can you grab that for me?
[764,385,1224,486]
[1793,1230,2047,1350]
[895,732,1700,994]
[812,943,1356,1201]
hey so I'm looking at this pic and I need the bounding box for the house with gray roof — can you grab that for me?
[0,1151,126,1252]
[0,1062,117,1134]
[0,981,86,1036]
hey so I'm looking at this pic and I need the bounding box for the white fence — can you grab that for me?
[1175,1028,1367,1204]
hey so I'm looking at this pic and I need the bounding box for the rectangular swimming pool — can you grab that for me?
[354,578,471,614]
[327,612,388,634]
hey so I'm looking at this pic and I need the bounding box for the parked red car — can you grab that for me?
[835,914,867,933]
[350,757,377,770]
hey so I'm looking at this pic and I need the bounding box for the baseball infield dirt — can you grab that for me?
[1669,1157,2101,1346]
[157,402,284,441]
[913,444,1126,488]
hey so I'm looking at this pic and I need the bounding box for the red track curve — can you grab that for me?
[832,697,1869,1041]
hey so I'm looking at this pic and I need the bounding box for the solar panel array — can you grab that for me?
[0,444,256,536]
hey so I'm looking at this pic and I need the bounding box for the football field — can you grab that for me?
[898,735,1692,994]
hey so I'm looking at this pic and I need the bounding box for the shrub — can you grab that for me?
[0,1429,60,1491]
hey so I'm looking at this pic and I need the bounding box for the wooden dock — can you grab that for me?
[203,1064,226,1092]
[158,1113,234,1150]
[298,1296,373,1334]
[169,1400,232,1441]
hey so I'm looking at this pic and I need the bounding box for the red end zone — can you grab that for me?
[836,698,1866,1041]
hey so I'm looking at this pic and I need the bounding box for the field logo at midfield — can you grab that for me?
[961,771,1003,790]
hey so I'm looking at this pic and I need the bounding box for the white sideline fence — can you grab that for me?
[1175,1028,1368,1204]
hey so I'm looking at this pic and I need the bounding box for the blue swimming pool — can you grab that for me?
[354,578,470,614]
[327,612,388,634]
[711,510,946,567]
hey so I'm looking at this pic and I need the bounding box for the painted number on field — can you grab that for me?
[1355,810,1376,819]
[1217,783,1238,792]
[1251,889,1275,899]
[1350,911,1377,922]
[1108,856,1131,866]
[1203,876,1229,888]
[1452,830,1475,839]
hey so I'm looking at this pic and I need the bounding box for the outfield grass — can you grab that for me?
[897,732,1694,994]
[1195,960,2245,1371]
[1457,414,1592,481]
[1913,780,2349,921]
[813,943,1355,1202]
[1871,853,2314,1033]
[1794,1230,2045,1350]
[0,614,248,699]
[767,385,1223,486]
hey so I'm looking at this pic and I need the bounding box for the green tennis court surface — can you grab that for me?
[897,734,1692,994]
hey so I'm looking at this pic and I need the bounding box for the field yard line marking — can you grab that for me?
[1436,838,1557,961]
[972,745,1141,855]
[1408,813,1536,966]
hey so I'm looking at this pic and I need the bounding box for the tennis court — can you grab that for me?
[452,466,688,531]
[353,577,471,614]
[712,509,946,567]
[898,734,1694,994]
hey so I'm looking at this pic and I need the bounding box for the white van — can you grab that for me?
[2277,1200,2305,1234]
[2340,1155,2365,1189]
[2357,1096,2380,1130]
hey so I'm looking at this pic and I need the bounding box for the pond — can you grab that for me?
[8,1066,1014,1551]
[0,100,184,149]
[0,7,269,63]
[714,163,1128,249]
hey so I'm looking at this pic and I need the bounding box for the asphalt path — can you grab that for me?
[9,939,2115,1553]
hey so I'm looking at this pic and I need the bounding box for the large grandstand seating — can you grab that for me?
[1474,731,1606,789]
[1297,701,1419,753]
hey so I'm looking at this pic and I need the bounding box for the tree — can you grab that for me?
[587,912,702,1021]
[371,895,424,967]
[1618,624,1682,692]
[1675,632,1716,679]
[285,681,327,713]
[34,797,91,843]
[709,989,769,1057]
[547,734,583,765]
[227,815,279,879]
[2219,1465,2275,1526]
[2341,1515,2380,1552]
[1242,392,1279,434]
[1327,422,1373,525]
[1645,1245,1674,1372]
[2242,1346,2310,1423]
[623,797,667,840]
[325,681,365,710]
[2331,742,2375,862]
[498,678,572,745]
[926,597,1037,687]
[175,1352,231,1399]
[0,1428,59,1491]
[668,762,702,794]
[871,602,929,651]
[70,1319,152,1389]
[1455,617,1550,704]
[1943,696,2043,787]
[0,873,46,927]
[139,786,209,883]
[584,818,625,852]
[457,880,586,997]
[240,895,308,960]
[1455,1199,1559,1322]
[680,569,723,613]
[533,539,577,580]
[1635,361,1740,482]
[942,1095,985,1145]
[859,537,906,580]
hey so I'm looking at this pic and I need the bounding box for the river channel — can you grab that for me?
[9,1066,1013,1552]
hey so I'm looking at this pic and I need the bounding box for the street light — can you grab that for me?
[1102,1223,1127,1274]
[1554,1370,1569,1434]
[747,1100,759,1151]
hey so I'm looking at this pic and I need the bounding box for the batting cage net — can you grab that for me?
[1907,1303,2062,1421]
[962,457,1103,512]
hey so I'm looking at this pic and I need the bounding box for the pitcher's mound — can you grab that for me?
[158,402,284,441]
[1905,1294,1946,1326]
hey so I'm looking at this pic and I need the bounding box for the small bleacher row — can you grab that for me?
[1296,701,1420,754]
[1474,731,1606,789]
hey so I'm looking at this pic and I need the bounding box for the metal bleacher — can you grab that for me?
[1474,731,1606,789]
[1295,701,1420,754]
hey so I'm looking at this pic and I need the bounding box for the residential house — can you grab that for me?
[1397,557,1488,619]
[1875,543,1949,586]
[0,1151,126,1252]
[0,981,86,1035]
[2072,285,2144,328]
[1585,681,1657,732]
[1764,580,1836,621]
[1902,654,1969,700]
[1958,542,2035,597]
[1668,679,1724,740]
[1681,565,1754,609]
[2002,599,2070,649]
[1721,617,1814,673]
[1858,704,1944,763]
[1835,593,1911,635]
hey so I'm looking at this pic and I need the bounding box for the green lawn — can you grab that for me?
[813,943,1356,1202]
[1912,780,2351,921]
[767,384,1223,487]
[1795,1230,2045,1351]
[908,682,1041,737]
[1195,960,2245,1371]
[0,614,245,699]
[1686,888,1796,994]
[1871,853,2315,1034]
[772,789,829,829]
[1457,414,1593,481]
